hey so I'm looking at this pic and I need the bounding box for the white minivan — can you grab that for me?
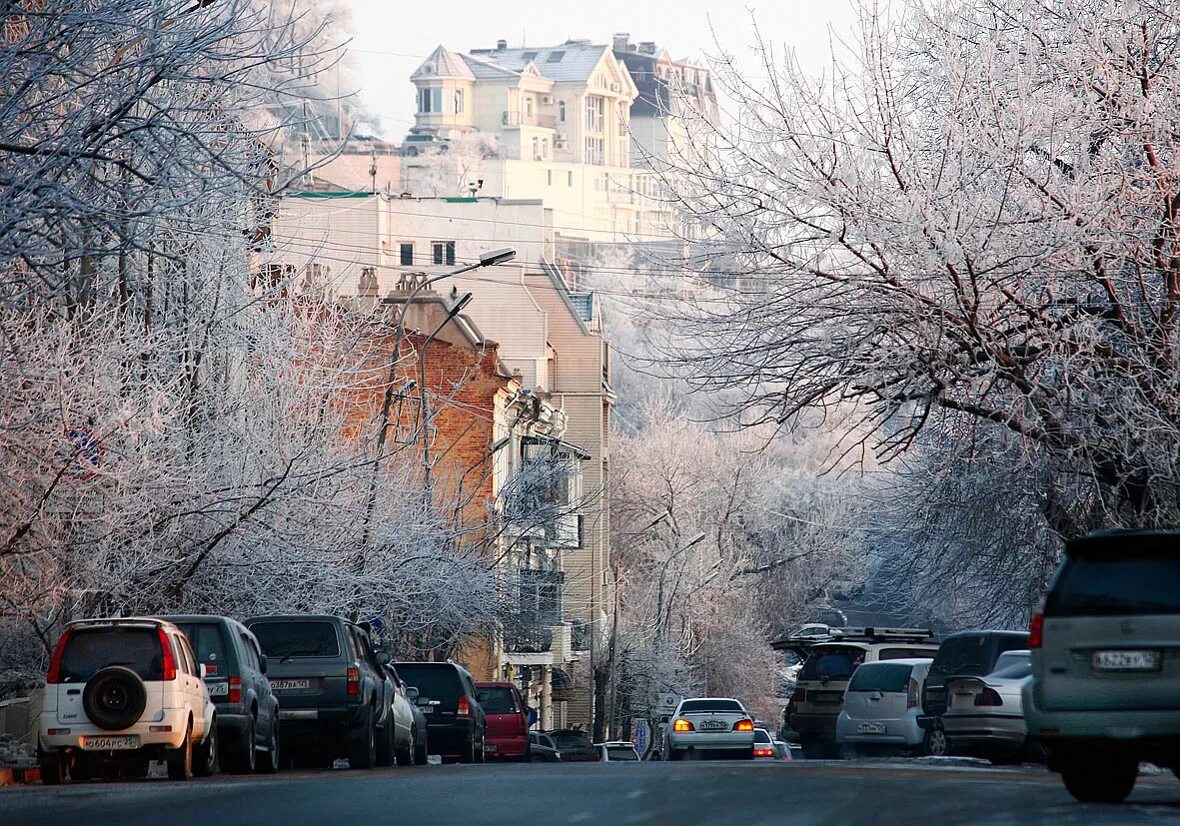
[836,658,934,756]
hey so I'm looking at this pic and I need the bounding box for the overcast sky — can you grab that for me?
[341,0,860,139]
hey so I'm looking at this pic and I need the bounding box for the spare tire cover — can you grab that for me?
[83,666,148,731]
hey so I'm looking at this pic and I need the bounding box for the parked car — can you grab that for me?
[38,617,218,783]
[547,729,600,762]
[475,681,530,762]
[835,658,933,756]
[788,628,938,759]
[919,630,1029,757]
[245,615,394,769]
[385,664,428,765]
[942,650,1042,763]
[1025,528,1180,804]
[527,731,562,762]
[665,697,756,761]
[395,661,486,763]
[753,728,779,759]
[595,741,640,761]
[161,614,279,774]
[771,737,793,761]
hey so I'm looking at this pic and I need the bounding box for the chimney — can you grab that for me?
[612,32,630,52]
[496,39,507,51]
[639,41,656,55]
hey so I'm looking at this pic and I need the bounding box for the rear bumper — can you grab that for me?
[276,704,366,743]
[942,713,1026,748]
[39,708,190,753]
[485,735,527,759]
[788,712,838,736]
[1023,682,1180,742]
[835,716,923,747]
[667,732,755,751]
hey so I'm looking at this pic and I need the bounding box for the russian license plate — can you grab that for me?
[270,679,311,691]
[857,722,886,735]
[484,744,498,752]
[812,692,842,705]
[82,735,138,750]
[419,705,433,714]
[207,681,229,696]
[1093,650,1161,672]
[700,720,727,731]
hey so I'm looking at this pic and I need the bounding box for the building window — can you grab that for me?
[567,170,573,187]
[432,241,455,266]
[558,100,566,123]
[399,243,413,266]
[584,95,604,133]
[454,88,464,114]
[547,51,565,63]
[419,87,443,113]
[525,96,533,118]
[532,136,540,160]
[547,169,553,186]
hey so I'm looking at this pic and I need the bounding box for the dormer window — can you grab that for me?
[522,51,539,61]
[547,51,565,63]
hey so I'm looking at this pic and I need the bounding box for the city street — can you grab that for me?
[2,760,1178,825]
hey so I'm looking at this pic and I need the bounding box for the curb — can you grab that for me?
[0,766,41,786]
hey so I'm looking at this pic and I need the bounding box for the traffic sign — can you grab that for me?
[632,718,651,758]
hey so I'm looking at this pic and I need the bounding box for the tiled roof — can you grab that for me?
[459,52,527,80]
[412,45,475,81]
[468,43,610,84]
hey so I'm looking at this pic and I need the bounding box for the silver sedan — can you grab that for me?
[941,650,1044,763]
[664,697,756,760]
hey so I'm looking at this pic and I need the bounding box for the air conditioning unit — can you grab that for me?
[554,140,567,149]
[541,95,554,105]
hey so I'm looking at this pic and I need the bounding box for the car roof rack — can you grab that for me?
[827,626,935,642]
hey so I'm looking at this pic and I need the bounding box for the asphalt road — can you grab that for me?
[2,759,1178,826]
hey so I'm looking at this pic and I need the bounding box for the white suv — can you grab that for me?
[38,617,218,783]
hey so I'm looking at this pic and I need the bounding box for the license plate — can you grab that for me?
[82,735,139,750]
[700,720,727,731]
[270,679,311,691]
[419,706,433,714]
[1093,650,1161,672]
[857,722,886,735]
[207,682,229,696]
[485,744,498,752]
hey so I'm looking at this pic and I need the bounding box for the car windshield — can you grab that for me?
[173,622,229,674]
[1046,554,1180,616]
[395,664,463,701]
[678,699,744,714]
[848,663,913,692]
[799,646,865,682]
[249,621,339,658]
[607,746,638,760]
[475,686,518,713]
[930,636,990,676]
[59,627,163,683]
[553,733,591,749]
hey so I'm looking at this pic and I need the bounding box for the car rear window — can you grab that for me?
[607,746,638,760]
[249,621,339,658]
[476,686,518,714]
[395,664,463,701]
[879,647,937,660]
[848,663,913,692]
[553,733,592,749]
[754,729,772,743]
[174,622,230,674]
[929,636,990,677]
[678,699,745,714]
[799,646,865,682]
[1046,554,1180,617]
[989,662,1032,679]
[60,627,163,683]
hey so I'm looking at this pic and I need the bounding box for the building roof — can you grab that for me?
[467,41,613,84]
[412,45,475,81]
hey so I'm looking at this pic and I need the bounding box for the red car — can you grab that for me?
[474,682,530,762]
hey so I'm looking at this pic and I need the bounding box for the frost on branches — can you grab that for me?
[650,0,1180,609]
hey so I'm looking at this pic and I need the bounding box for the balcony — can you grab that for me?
[503,624,554,654]
[502,110,556,129]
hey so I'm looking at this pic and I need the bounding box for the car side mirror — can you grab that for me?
[259,655,268,675]
[376,651,391,666]
[198,663,207,680]
[405,686,420,702]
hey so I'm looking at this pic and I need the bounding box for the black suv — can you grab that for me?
[161,615,280,774]
[394,661,486,763]
[919,629,1029,753]
[246,615,395,769]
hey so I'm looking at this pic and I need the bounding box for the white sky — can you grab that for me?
[341,0,861,139]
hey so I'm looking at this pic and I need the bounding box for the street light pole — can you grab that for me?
[355,248,516,572]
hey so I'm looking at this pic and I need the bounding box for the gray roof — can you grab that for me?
[412,45,475,81]
[467,42,610,84]
[459,52,526,80]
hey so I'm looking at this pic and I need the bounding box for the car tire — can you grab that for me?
[922,726,948,757]
[167,720,195,781]
[377,719,395,767]
[396,727,414,767]
[39,753,65,785]
[530,754,546,763]
[225,718,257,774]
[194,721,219,777]
[349,708,377,770]
[476,735,486,764]
[414,731,428,766]
[1172,767,1179,783]
[1061,757,1138,804]
[257,719,280,774]
[68,752,94,782]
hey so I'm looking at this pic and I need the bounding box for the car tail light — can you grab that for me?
[733,719,754,732]
[45,629,72,684]
[346,667,359,696]
[47,728,71,735]
[793,687,806,703]
[907,678,919,710]
[228,676,242,703]
[149,725,173,732]
[754,747,775,757]
[158,628,177,681]
[1029,611,1044,649]
[975,688,1003,707]
[457,695,471,717]
[672,718,693,732]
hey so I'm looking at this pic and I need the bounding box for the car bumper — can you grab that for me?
[942,713,1026,748]
[276,704,366,742]
[39,709,190,753]
[835,716,924,747]
[1023,682,1180,742]
[216,712,253,740]
[667,732,755,751]
[484,736,526,759]
[788,712,838,736]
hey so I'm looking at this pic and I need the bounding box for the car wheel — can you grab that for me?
[68,752,94,782]
[1061,757,1138,804]
[530,754,546,763]
[39,753,65,785]
[349,708,377,770]
[476,736,486,764]
[257,719,280,774]
[377,719,395,767]
[1172,767,1179,783]
[225,718,257,774]
[396,727,414,767]
[922,726,948,757]
[167,720,194,781]
[194,721,219,777]
[415,731,428,766]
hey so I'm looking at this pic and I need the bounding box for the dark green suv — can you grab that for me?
[1025,529,1180,803]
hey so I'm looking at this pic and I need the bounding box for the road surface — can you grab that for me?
[2,759,1178,825]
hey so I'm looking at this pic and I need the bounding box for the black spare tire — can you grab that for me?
[83,666,147,730]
